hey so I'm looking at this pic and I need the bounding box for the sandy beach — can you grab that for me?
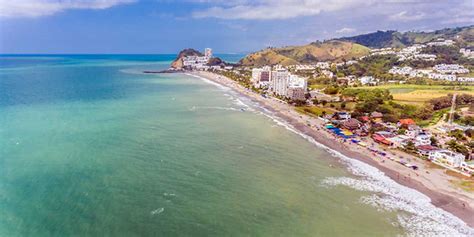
[190,70,474,227]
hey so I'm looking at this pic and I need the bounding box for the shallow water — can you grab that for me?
[0,55,471,236]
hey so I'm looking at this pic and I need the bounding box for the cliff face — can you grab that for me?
[170,48,203,69]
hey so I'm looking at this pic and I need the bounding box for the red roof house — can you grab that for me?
[398,119,416,126]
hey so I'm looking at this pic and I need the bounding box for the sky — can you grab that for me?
[0,0,473,54]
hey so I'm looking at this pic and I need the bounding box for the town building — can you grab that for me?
[287,74,307,100]
[342,118,362,130]
[251,66,271,88]
[335,112,351,120]
[417,145,441,157]
[405,125,421,138]
[427,39,454,47]
[270,67,289,96]
[370,111,383,123]
[358,76,378,85]
[287,87,306,101]
[204,48,213,58]
[433,64,469,74]
[429,150,465,168]
[414,133,431,146]
[182,48,212,70]
[387,135,410,148]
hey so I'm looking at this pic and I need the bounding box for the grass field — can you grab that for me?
[295,106,336,117]
[357,84,474,105]
[356,84,474,91]
[308,84,326,90]
[392,90,474,104]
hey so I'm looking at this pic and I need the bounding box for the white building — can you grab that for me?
[251,66,271,88]
[288,74,307,90]
[433,64,469,74]
[204,48,213,58]
[429,150,465,168]
[387,135,410,148]
[315,62,330,69]
[458,77,474,83]
[358,76,378,85]
[270,67,290,96]
[405,125,421,138]
[414,134,431,146]
[287,75,307,101]
[428,73,457,81]
[427,39,454,47]
[182,49,212,70]
[389,66,413,76]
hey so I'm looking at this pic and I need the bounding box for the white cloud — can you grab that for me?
[388,11,426,21]
[336,27,356,34]
[0,0,136,18]
[192,0,374,20]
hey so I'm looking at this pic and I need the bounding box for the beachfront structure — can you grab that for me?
[429,150,465,168]
[288,74,307,90]
[287,74,307,101]
[417,145,441,157]
[251,66,271,88]
[287,87,306,101]
[387,135,410,148]
[460,161,474,175]
[270,67,290,96]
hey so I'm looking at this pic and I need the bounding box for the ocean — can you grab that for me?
[0,55,472,236]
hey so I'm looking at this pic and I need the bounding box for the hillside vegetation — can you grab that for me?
[240,40,370,67]
[341,25,474,48]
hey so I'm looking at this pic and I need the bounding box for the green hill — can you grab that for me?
[240,40,370,67]
[341,25,474,48]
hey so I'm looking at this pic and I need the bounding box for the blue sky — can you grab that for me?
[0,0,473,54]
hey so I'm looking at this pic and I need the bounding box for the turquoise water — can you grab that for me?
[0,55,471,236]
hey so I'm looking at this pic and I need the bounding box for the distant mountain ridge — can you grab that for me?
[238,25,473,67]
[339,25,474,48]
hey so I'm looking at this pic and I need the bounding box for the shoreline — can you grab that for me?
[188,71,474,227]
